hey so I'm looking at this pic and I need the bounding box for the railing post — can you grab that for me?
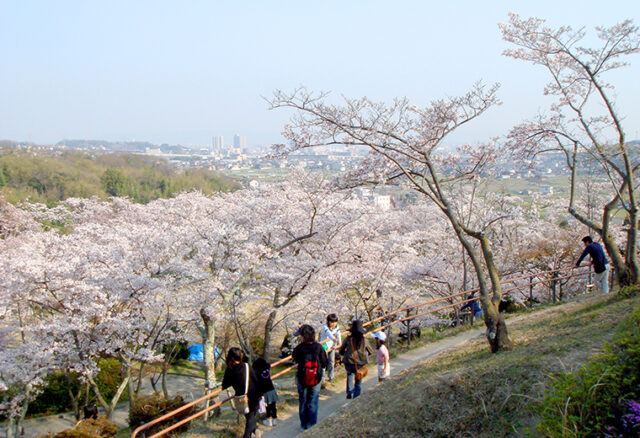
[529,276,533,303]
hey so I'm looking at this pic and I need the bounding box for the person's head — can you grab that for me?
[582,235,593,247]
[349,319,366,338]
[371,331,386,348]
[326,313,338,329]
[226,347,244,368]
[297,324,316,343]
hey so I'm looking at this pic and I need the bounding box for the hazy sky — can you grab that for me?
[2,1,639,148]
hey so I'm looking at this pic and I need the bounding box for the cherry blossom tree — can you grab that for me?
[501,14,640,285]
[268,84,513,352]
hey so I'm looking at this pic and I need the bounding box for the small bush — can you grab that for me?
[618,284,640,299]
[536,305,640,437]
[28,358,127,418]
[162,341,191,364]
[40,416,118,438]
[128,394,194,436]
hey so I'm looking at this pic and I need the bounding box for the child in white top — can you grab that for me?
[371,331,390,381]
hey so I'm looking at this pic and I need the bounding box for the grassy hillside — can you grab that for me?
[302,293,639,438]
[0,148,240,204]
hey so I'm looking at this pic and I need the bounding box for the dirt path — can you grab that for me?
[261,326,487,438]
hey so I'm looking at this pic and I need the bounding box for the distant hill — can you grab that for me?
[0,148,240,205]
[56,139,194,155]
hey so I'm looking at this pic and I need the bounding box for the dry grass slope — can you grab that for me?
[301,294,639,438]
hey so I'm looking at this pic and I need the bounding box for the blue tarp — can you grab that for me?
[188,344,219,361]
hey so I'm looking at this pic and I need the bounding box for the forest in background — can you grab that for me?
[0,148,240,204]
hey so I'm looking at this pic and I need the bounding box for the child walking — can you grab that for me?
[252,357,279,427]
[371,331,390,382]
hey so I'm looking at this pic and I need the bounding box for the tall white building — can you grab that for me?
[212,136,224,153]
[233,134,246,150]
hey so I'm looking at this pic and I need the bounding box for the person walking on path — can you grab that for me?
[371,331,390,382]
[339,319,372,399]
[576,235,610,294]
[292,324,328,431]
[222,348,262,438]
[319,313,341,382]
[252,357,280,427]
[460,293,483,325]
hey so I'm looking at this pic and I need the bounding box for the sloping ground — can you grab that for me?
[300,293,640,438]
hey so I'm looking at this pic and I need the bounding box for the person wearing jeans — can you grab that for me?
[319,313,341,382]
[344,363,363,397]
[292,324,328,430]
[339,320,371,399]
[295,379,322,429]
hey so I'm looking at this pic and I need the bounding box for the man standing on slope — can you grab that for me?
[576,235,610,294]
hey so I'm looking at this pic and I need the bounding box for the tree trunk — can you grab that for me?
[263,309,278,360]
[6,401,28,438]
[199,308,217,389]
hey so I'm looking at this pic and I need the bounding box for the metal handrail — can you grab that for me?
[132,265,588,437]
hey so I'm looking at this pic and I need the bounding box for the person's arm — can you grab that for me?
[576,246,590,267]
[339,336,348,356]
[221,369,231,390]
[460,301,472,311]
[319,345,328,369]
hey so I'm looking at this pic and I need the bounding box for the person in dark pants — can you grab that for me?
[252,357,279,427]
[292,324,328,430]
[576,235,610,294]
[222,348,262,438]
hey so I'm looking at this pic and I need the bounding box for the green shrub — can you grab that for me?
[128,394,194,436]
[28,371,81,417]
[618,284,640,299]
[536,305,640,437]
[27,358,127,418]
[162,341,191,364]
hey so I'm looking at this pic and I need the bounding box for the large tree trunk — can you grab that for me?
[199,308,217,389]
[442,203,511,353]
[478,234,511,352]
[263,309,277,360]
[6,401,28,438]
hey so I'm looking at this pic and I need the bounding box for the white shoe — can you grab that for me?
[272,419,277,426]
[262,418,273,427]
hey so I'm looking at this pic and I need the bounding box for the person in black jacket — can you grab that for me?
[252,357,279,427]
[222,348,262,438]
[292,324,328,430]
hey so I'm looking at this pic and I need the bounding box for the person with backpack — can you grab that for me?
[339,319,372,399]
[252,357,279,427]
[292,324,328,430]
[319,313,341,382]
[221,348,262,438]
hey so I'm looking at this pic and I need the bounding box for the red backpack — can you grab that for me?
[302,356,320,387]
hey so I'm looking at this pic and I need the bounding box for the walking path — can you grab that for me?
[261,325,487,438]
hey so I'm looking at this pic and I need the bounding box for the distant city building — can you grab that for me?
[234,134,246,150]
[213,136,224,153]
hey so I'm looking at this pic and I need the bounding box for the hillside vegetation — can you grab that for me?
[0,149,240,204]
[300,293,640,437]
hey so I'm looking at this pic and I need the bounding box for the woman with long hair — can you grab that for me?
[339,319,372,399]
[221,347,262,438]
